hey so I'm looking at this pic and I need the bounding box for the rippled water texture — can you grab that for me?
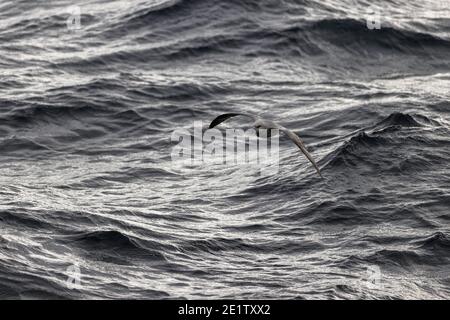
[0,0,449,299]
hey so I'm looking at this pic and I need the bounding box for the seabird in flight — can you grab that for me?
[209,113,323,178]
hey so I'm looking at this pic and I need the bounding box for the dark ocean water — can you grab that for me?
[1,0,450,299]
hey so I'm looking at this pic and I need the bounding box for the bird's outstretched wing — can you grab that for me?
[280,128,323,178]
[209,113,256,129]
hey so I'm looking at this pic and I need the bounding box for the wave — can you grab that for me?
[309,18,450,50]
[100,2,450,60]
[322,131,389,168]
[0,10,98,41]
[372,112,422,129]
[368,249,424,268]
[0,264,72,299]
[178,237,324,255]
[415,232,450,253]
[359,233,450,268]
[0,210,51,229]
[72,167,179,188]
[121,0,188,24]
[0,136,56,154]
[321,112,440,170]
[38,0,449,74]
[0,104,105,125]
[61,230,166,263]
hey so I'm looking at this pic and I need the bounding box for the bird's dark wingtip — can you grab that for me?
[208,113,242,130]
[208,117,222,129]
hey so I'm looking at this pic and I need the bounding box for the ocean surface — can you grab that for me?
[0,0,449,299]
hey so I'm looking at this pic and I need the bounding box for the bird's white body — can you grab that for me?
[254,118,280,130]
